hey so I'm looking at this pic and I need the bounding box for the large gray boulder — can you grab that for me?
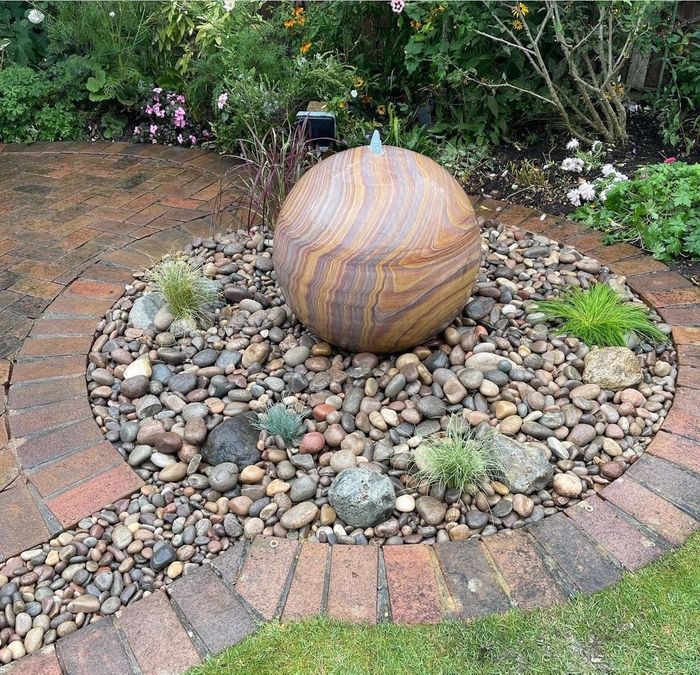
[129,293,164,329]
[328,468,396,528]
[201,415,261,467]
[583,347,642,391]
[492,434,553,494]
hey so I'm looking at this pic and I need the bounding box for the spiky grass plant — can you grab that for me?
[252,403,309,446]
[533,283,668,347]
[148,256,220,326]
[414,416,501,495]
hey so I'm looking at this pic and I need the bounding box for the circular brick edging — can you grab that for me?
[1,143,699,675]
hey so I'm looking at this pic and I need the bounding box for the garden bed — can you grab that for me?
[84,219,677,549]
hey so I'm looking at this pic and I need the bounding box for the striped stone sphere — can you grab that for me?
[273,144,481,353]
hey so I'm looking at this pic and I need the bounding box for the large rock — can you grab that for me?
[492,434,553,495]
[328,468,396,528]
[583,347,642,391]
[201,415,261,467]
[128,293,164,329]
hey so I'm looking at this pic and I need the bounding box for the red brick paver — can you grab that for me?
[235,537,298,620]
[282,543,329,622]
[383,545,446,624]
[566,495,664,570]
[483,529,565,610]
[117,590,201,675]
[169,565,255,654]
[601,475,699,546]
[56,618,133,675]
[327,545,378,624]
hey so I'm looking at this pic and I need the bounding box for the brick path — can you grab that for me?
[1,143,699,675]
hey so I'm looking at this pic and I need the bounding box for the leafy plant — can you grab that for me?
[534,284,668,348]
[0,65,51,142]
[148,256,220,326]
[413,416,501,494]
[0,1,49,66]
[508,159,547,189]
[252,403,308,446]
[100,111,126,140]
[572,162,700,261]
[651,26,700,153]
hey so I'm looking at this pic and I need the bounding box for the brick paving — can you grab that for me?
[0,144,699,674]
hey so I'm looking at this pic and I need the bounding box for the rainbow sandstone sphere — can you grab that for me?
[273,144,481,353]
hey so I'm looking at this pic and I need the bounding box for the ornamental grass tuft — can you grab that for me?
[534,283,668,348]
[252,403,308,446]
[148,256,220,326]
[414,416,501,494]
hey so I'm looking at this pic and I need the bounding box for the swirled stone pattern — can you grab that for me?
[273,145,481,352]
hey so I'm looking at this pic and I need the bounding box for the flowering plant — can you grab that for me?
[132,88,210,147]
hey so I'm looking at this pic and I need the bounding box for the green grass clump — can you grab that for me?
[252,403,308,446]
[534,283,668,348]
[148,256,220,326]
[189,534,700,675]
[414,416,501,494]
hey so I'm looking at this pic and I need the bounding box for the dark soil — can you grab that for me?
[463,111,700,284]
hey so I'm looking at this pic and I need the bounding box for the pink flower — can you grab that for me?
[149,124,158,136]
[176,95,185,104]
[390,0,405,13]
[202,129,210,137]
[173,106,186,128]
[189,135,197,145]
[217,92,229,110]
[153,87,163,94]
[177,134,184,145]
[145,105,153,115]
[134,126,141,134]
[664,156,677,163]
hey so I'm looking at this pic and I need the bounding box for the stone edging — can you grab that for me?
[0,143,699,675]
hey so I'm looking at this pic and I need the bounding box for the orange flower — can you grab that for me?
[361,94,372,104]
[410,19,422,30]
[284,18,295,29]
[296,15,305,26]
[376,105,386,115]
[293,6,304,15]
[300,41,312,54]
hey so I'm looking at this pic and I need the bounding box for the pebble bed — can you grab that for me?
[0,220,677,664]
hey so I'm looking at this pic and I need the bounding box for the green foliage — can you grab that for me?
[148,256,220,326]
[46,1,162,106]
[572,162,700,261]
[213,52,356,155]
[534,284,668,348]
[414,416,501,494]
[652,27,700,153]
[0,2,48,67]
[100,111,127,140]
[0,63,89,143]
[252,403,308,446]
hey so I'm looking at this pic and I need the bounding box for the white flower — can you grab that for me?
[591,140,603,153]
[613,170,629,182]
[567,188,582,207]
[27,9,44,24]
[601,163,615,177]
[566,138,580,151]
[223,0,235,10]
[578,182,596,202]
[561,157,584,173]
[350,89,358,98]
[109,11,115,17]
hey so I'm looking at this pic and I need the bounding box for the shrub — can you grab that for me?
[148,256,220,326]
[572,162,700,261]
[252,403,308,446]
[0,65,51,142]
[534,284,668,348]
[413,416,501,494]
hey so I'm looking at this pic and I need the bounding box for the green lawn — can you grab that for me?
[191,534,700,675]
